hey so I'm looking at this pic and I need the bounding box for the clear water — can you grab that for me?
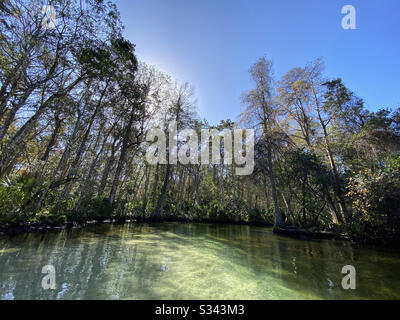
[0,223,399,300]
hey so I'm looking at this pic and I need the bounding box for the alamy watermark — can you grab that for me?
[41,265,56,290]
[145,121,255,176]
[342,265,356,290]
[342,5,356,30]
[40,4,56,30]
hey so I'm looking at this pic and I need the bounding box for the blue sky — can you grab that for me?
[114,0,400,125]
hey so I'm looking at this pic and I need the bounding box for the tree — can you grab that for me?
[151,82,197,219]
[241,57,287,228]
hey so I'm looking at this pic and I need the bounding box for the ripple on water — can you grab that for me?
[0,223,399,300]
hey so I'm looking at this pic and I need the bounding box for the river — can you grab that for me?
[0,223,399,300]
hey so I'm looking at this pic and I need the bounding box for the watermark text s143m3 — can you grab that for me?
[145,121,255,176]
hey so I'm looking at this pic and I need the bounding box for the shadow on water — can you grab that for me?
[0,222,400,300]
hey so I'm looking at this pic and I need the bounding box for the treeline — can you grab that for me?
[241,58,399,242]
[1,1,399,243]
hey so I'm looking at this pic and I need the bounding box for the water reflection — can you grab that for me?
[0,223,399,300]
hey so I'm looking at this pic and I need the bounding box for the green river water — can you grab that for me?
[0,222,399,300]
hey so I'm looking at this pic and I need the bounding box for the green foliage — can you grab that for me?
[30,208,67,227]
[0,173,40,223]
[248,208,274,224]
[279,149,337,226]
[73,197,111,222]
[347,155,400,224]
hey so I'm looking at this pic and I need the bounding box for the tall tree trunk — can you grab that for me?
[57,85,108,208]
[176,168,187,215]
[315,102,346,224]
[141,165,151,214]
[267,147,285,228]
[98,137,119,197]
[151,162,170,219]
[41,111,63,163]
[108,112,135,207]
[151,163,160,205]
[35,112,82,211]
[75,124,109,212]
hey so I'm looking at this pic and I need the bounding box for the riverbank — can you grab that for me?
[0,217,273,235]
[2,217,399,248]
[273,226,351,241]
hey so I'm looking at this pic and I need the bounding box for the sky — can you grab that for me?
[114,0,400,125]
